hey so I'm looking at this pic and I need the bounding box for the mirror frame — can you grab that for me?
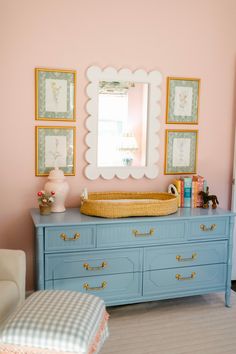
[85,66,162,180]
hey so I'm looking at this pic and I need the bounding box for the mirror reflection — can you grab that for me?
[97,81,148,167]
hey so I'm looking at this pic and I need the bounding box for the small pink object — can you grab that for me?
[44,168,69,213]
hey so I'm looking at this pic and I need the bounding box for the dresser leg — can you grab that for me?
[225,290,231,307]
[225,216,235,307]
[35,226,45,290]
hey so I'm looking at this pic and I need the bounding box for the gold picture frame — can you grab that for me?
[35,68,76,121]
[166,77,200,124]
[35,126,76,176]
[164,129,198,175]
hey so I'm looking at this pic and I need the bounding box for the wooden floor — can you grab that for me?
[232,281,236,292]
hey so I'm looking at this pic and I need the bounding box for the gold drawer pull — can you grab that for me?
[176,253,197,262]
[200,224,216,232]
[60,232,80,241]
[132,228,155,237]
[175,272,196,281]
[83,261,107,271]
[83,281,107,291]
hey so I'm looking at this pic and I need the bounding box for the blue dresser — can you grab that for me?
[31,207,235,307]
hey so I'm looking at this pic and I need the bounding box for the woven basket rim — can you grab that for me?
[84,191,176,200]
[80,191,178,218]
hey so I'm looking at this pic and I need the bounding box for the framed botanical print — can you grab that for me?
[164,129,198,174]
[35,68,76,121]
[35,126,76,176]
[166,77,200,124]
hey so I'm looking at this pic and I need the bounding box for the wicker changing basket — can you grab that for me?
[80,192,178,218]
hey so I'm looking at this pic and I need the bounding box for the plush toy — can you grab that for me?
[199,187,219,209]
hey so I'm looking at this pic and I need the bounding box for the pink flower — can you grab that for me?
[51,191,55,196]
[37,190,55,206]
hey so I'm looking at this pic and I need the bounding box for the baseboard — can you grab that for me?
[26,290,34,298]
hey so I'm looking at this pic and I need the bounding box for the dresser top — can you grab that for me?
[30,207,235,227]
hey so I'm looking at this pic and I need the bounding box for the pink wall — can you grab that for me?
[1,0,236,290]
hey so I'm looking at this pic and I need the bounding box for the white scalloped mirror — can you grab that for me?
[85,66,162,180]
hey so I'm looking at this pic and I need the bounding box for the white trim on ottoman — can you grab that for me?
[0,290,109,354]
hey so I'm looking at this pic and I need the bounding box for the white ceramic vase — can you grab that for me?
[44,167,69,213]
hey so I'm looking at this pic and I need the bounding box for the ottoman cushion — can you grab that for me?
[0,290,109,354]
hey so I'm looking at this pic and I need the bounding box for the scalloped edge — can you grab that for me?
[85,66,162,180]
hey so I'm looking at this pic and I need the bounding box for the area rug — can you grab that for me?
[102,292,236,354]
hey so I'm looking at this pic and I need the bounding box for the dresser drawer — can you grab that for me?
[45,272,142,302]
[44,226,96,252]
[45,248,143,280]
[97,221,185,248]
[187,217,228,240]
[144,241,227,271]
[143,264,227,296]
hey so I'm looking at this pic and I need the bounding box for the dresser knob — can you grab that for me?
[200,224,216,232]
[132,228,155,237]
[175,272,196,281]
[60,232,80,241]
[83,261,107,271]
[83,281,107,291]
[176,253,197,262]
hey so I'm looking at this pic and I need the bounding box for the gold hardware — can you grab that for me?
[200,224,216,232]
[176,253,197,262]
[83,281,107,291]
[60,232,80,241]
[175,272,196,281]
[83,261,107,271]
[132,228,155,237]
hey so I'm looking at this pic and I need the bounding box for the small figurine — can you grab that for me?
[199,187,219,209]
[82,187,88,200]
[81,187,88,206]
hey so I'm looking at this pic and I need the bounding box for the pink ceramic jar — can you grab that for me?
[44,167,69,213]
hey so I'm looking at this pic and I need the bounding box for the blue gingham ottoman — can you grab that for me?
[0,290,109,354]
